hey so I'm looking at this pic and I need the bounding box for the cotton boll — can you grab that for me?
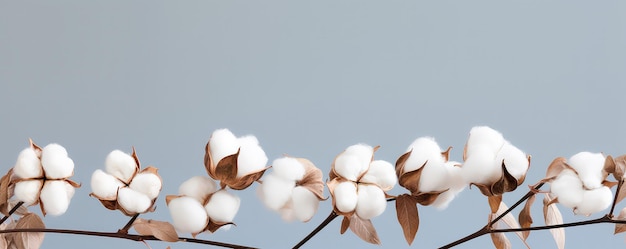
[466,126,505,157]
[334,181,358,213]
[168,196,209,233]
[41,155,74,179]
[13,148,43,179]
[271,157,305,181]
[209,129,239,165]
[418,161,450,192]
[205,190,241,223]
[291,186,320,222]
[105,150,137,183]
[178,176,217,203]
[91,169,124,200]
[568,152,605,189]
[461,146,499,185]
[550,170,584,209]
[334,155,364,181]
[129,173,162,199]
[355,184,386,220]
[14,180,43,205]
[237,140,268,178]
[403,137,444,174]
[575,186,613,216]
[430,162,466,209]
[41,144,68,158]
[40,180,73,216]
[259,174,295,210]
[340,144,374,177]
[118,187,152,214]
[360,160,397,191]
[497,143,529,180]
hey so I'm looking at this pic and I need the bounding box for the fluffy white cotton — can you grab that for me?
[550,169,584,209]
[355,184,386,219]
[41,144,74,179]
[418,161,451,193]
[291,186,319,222]
[178,176,217,203]
[13,148,43,179]
[360,160,397,191]
[271,157,305,181]
[41,143,68,158]
[205,190,241,223]
[129,173,162,199]
[496,143,528,180]
[168,196,209,233]
[91,169,124,200]
[403,137,445,174]
[117,187,152,214]
[260,174,295,210]
[209,129,239,165]
[431,162,466,209]
[105,150,137,184]
[465,126,505,157]
[461,146,499,185]
[575,186,613,216]
[236,137,268,178]
[39,180,74,216]
[568,152,605,189]
[334,144,373,181]
[334,181,358,213]
[14,180,43,205]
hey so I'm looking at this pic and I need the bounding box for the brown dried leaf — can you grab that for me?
[545,157,570,180]
[441,146,452,162]
[614,155,626,181]
[206,221,235,233]
[494,202,528,248]
[471,183,495,197]
[226,167,268,190]
[398,164,425,194]
[395,194,419,245]
[64,179,81,188]
[518,194,536,240]
[615,207,626,234]
[28,139,42,154]
[490,224,512,249]
[604,155,616,178]
[413,190,447,206]
[340,216,350,234]
[296,158,325,200]
[204,142,216,178]
[349,215,381,245]
[214,151,239,184]
[488,195,503,214]
[395,150,412,179]
[491,161,519,196]
[14,213,45,249]
[543,194,565,249]
[0,169,13,216]
[133,218,179,242]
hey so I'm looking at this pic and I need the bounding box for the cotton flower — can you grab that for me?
[11,139,80,216]
[204,129,269,190]
[90,148,162,216]
[327,144,397,220]
[258,157,325,222]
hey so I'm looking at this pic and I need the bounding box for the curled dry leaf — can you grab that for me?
[295,158,325,200]
[0,169,13,216]
[545,157,570,181]
[543,194,565,249]
[395,194,419,245]
[488,195,503,214]
[518,194,536,240]
[490,227,512,249]
[14,213,45,249]
[472,162,520,197]
[340,216,349,234]
[615,207,626,234]
[494,202,529,248]
[349,214,381,245]
[204,145,268,190]
[132,218,179,242]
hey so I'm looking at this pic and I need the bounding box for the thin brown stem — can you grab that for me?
[0,201,24,225]
[292,211,338,249]
[609,179,624,217]
[118,213,140,234]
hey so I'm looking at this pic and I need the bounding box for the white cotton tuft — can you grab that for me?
[291,187,320,222]
[497,143,529,180]
[403,137,444,174]
[279,205,296,222]
[13,148,43,179]
[41,144,74,179]
[14,180,43,205]
[105,150,137,184]
[271,157,306,181]
[355,184,386,220]
[117,187,152,214]
[90,169,124,200]
[465,126,505,156]
[209,129,239,165]
[178,176,217,203]
[39,180,74,216]
[461,146,499,185]
[418,161,451,193]
[360,160,397,191]
[568,152,605,189]
[575,186,613,216]
[168,196,209,233]
[334,181,358,213]
[236,137,268,178]
[129,173,162,200]
[550,169,584,209]
[205,190,240,223]
[259,174,295,211]
[431,161,466,209]
[334,144,373,181]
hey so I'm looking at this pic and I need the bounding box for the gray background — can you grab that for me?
[1,1,625,248]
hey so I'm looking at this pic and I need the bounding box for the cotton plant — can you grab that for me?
[90,148,163,216]
[257,156,325,222]
[11,139,80,216]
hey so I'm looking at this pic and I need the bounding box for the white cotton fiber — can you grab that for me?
[41,144,74,179]
[418,161,450,193]
[334,155,364,181]
[271,157,305,181]
[465,126,505,157]
[105,150,137,184]
[355,184,386,220]
[334,181,358,213]
[575,186,613,216]
[39,180,74,216]
[129,173,162,200]
[13,148,43,179]
[550,169,584,209]
[359,160,397,191]
[209,129,239,165]
[291,186,320,222]
[279,204,296,222]
[431,162,466,209]
[205,190,241,223]
[117,187,152,214]
[236,138,268,178]
[259,174,295,210]
[403,137,444,174]
[461,146,499,185]
[14,180,43,206]
[178,176,217,203]
[568,152,605,189]
[91,169,124,200]
[496,143,528,180]
[168,196,209,233]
